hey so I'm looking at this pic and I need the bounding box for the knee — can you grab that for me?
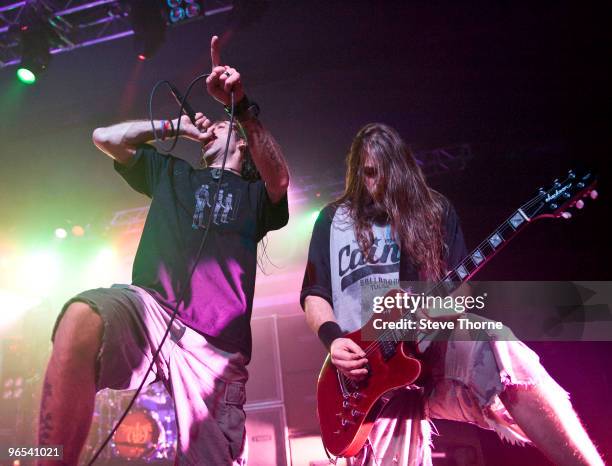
[52,302,103,364]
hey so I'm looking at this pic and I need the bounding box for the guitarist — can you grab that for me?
[300,123,603,465]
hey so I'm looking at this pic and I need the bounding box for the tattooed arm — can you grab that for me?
[237,117,289,203]
[206,35,290,203]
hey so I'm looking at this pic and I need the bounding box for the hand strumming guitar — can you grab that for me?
[330,337,369,382]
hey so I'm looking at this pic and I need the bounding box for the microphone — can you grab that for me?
[169,84,197,125]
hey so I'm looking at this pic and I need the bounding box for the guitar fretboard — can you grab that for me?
[430,207,532,298]
[385,205,536,347]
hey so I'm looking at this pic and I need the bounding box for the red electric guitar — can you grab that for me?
[317,169,598,457]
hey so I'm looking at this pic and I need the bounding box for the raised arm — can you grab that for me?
[205,35,289,203]
[92,114,213,165]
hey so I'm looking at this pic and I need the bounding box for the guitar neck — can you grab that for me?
[375,169,596,347]
[427,206,534,298]
[386,206,538,344]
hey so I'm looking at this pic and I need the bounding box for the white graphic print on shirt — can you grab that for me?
[192,185,241,228]
[330,206,400,333]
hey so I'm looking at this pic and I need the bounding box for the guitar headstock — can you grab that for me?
[522,169,598,220]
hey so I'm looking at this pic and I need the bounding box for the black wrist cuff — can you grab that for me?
[317,321,345,351]
[225,95,260,122]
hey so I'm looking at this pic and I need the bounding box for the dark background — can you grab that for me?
[0,1,610,464]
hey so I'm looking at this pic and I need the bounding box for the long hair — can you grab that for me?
[235,121,261,181]
[335,123,447,280]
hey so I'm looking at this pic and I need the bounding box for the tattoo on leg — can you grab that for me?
[39,381,54,443]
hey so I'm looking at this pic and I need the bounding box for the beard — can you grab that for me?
[358,190,389,224]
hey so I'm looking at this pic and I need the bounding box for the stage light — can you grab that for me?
[83,246,119,289]
[95,247,116,263]
[54,228,67,239]
[15,2,52,83]
[0,290,41,331]
[169,7,185,23]
[162,0,204,24]
[185,3,201,18]
[128,0,166,60]
[16,67,36,84]
[72,225,85,237]
[18,250,62,298]
[310,210,320,221]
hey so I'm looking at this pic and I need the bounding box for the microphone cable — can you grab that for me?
[86,75,237,465]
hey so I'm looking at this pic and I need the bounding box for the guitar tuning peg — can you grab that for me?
[538,187,545,194]
[568,170,576,179]
[590,190,598,200]
[561,212,572,219]
[576,200,585,209]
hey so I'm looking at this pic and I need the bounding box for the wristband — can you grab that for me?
[225,95,260,122]
[160,120,167,141]
[317,321,345,351]
[164,119,174,139]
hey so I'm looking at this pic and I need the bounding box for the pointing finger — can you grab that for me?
[211,35,221,68]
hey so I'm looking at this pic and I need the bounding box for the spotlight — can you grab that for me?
[54,228,67,239]
[128,0,166,60]
[169,7,185,23]
[72,225,85,237]
[17,33,50,84]
[15,2,53,84]
[185,3,201,19]
[162,0,204,24]
[16,67,37,84]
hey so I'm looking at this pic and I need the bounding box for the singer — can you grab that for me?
[36,36,289,466]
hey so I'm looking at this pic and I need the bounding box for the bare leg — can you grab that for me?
[37,303,103,466]
[500,384,603,466]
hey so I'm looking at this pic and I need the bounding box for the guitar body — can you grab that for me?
[317,312,422,457]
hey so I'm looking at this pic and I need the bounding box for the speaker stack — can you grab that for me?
[247,313,331,465]
[245,315,290,466]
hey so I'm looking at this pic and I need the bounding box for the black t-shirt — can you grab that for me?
[115,144,288,359]
[300,202,467,328]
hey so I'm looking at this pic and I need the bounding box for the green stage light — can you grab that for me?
[16,67,36,84]
[16,2,52,84]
